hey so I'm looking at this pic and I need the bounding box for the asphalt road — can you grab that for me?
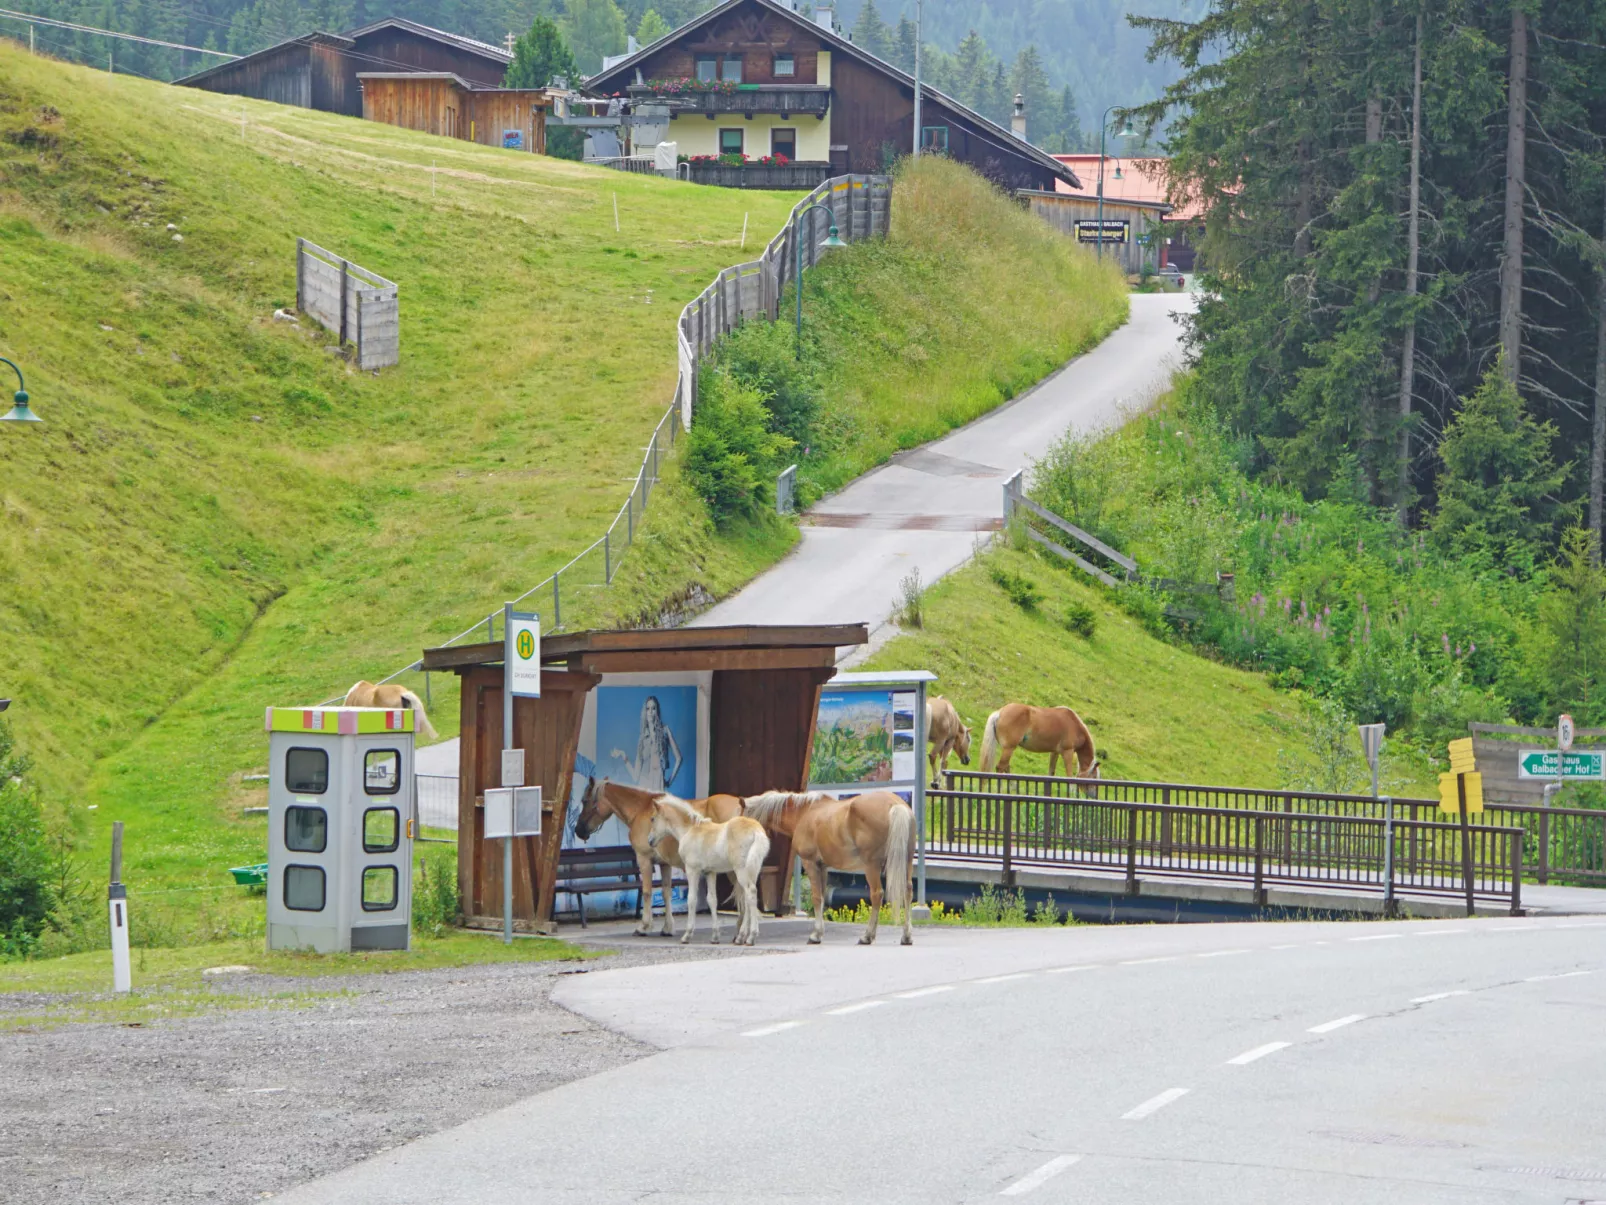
[693,292,1194,633]
[272,915,1606,1204]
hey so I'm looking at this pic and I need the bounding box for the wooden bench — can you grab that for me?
[554,845,655,927]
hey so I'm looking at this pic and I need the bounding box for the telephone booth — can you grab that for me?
[264,706,415,952]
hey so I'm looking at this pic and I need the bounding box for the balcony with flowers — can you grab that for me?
[628,78,831,118]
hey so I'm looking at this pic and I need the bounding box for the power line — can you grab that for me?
[0,8,237,57]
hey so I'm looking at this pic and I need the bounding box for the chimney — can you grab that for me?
[1011,93,1026,140]
[815,3,834,32]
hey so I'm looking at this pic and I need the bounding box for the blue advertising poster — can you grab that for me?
[594,685,698,798]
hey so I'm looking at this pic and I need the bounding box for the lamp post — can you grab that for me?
[1096,106,1136,262]
[793,202,848,359]
[0,358,41,423]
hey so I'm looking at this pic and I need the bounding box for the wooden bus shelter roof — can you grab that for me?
[421,623,867,676]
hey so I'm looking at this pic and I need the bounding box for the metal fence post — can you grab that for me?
[295,237,304,313]
[1253,814,1265,905]
[339,259,350,345]
[1125,805,1139,894]
[1458,774,1475,917]
[1538,784,1553,884]
[552,571,561,630]
[1001,793,1014,887]
[1510,829,1523,916]
[604,530,611,583]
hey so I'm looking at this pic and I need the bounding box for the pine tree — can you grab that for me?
[851,0,892,62]
[504,15,580,87]
[890,14,917,73]
[1008,45,1054,145]
[562,0,626,75]
[635,7,671,44]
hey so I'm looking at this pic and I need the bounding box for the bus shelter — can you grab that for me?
[420,623,867,931]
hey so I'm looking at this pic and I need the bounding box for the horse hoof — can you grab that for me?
[807,935,821,945]
[901,934,913,946]
[660,929,675,938]
[858,935,874,946]
[632,926,650,937]
[679,935,691,945]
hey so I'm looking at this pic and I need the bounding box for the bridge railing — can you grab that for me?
[942,770,1606,888]
[927,779,1525,914]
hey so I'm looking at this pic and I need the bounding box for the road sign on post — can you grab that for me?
[1517,750,1605,780]
[1559,714,1575,752]
[508,611,541,699]
[1358,724,1390,914]
[499,605,541,944]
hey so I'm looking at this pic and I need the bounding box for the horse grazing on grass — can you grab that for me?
[575,778,744,938]
[979,702,1099,784]
[743,790,915,946]
[646,796,769,946]
[927,695,972,786]
[344,680,437,741]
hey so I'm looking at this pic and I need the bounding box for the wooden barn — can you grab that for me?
[1019,190,1172,276]
[420,624,867,930]
[585,0,1078,192]
[359,74,549,152]
[175,18,511,119]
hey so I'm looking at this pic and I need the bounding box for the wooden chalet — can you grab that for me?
[175,18,512,118]
[586,0,1078,192]
[420,623,867,930]
[359,74,549,152]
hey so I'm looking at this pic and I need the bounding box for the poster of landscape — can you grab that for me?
[809,690,895,787]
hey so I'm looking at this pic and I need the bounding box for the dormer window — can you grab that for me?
[774,53,795,77]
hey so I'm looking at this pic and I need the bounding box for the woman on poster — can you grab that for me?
[611,695,683,794]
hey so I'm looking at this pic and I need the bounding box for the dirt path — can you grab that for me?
[0,942,769,1204]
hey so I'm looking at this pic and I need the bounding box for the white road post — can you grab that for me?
[108,821,131,993]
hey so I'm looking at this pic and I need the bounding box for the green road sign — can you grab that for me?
[1517,749,1606,780]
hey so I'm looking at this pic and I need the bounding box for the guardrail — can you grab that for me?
[945,770,1604,891]
[927,784,1524,914]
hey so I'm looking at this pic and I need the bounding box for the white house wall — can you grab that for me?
[667,111,832,160]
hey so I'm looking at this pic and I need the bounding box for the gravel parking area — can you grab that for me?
[0,937,773,1205]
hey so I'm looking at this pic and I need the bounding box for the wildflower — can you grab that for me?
[1442,633,1451,656]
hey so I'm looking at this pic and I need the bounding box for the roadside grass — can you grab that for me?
[826,886,1075,928]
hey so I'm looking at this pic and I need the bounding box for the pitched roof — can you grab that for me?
[356,71,548,94]
[345,17,511,63]
[174,31,354,86]
[586,0,1078,188]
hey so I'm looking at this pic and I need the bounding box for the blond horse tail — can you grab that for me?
[397,687,437,741]
[885,802,914,936]
[979,710,1003,773]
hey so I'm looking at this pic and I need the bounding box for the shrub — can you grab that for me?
[709,314,822,447]
[1063,600,1097,638]
[989,565,1041,612]
[0,719,56,958]
[683,371,795,525]
[412,846,459,936]
[895,567,925,628]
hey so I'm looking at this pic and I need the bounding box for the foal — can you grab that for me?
[646,796,770,946]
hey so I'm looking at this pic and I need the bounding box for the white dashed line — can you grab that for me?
[1226,1041,1291,1065]
[1349,933,1403,942]
[1410,990,1469,1003]
[1046,964,1100,974]
[1308,1014,1367,1034]
[895,985,955,999]
[975,973,1033,984]
[1121,956,1178,966]
[742,1021,802,1038]
[999,1155,1082,1196]
[827,1000,888,1016]
[1269,943,1302,951]
[1122,1088,1190,1120]
[1524,970,1594,983]
[1412,928,1469,937]
[1197,948,1250,958]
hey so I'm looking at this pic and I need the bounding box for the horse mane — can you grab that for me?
[652,793,704,823]
[742,790,827,824]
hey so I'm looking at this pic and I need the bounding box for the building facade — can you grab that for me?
[359,74,548,152]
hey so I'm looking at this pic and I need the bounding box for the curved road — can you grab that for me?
[694,292,1193,634]
[275,915,1605,1204]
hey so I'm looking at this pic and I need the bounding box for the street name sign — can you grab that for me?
[1517,749,1605,780]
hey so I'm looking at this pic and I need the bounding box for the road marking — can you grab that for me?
[1046,964,1100,974]
[1269,943,1302,950]
[1556,921,1606,929]
[1120,956,1178,965]
[1226,1041,1291,1065]
[1412,929,1468,937]
[742,1021,803,1037]
[1410,990,1469,1003]
[1524,970,1594,983]
[1122,1088,1190,1120]
[999,1154,1082,1196]
[1308,1014,1367,1034]
[1349,933,1403,942]
[827,1000,887,1015]
[895,985,955,999]
[1197,948,1250,958]
[976,972,1033,984]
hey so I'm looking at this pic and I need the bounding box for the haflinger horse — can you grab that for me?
[742,789,915,946]
[645,796,769,945]
[979,702,1099,788]
[344,680,437,741]
[927,695,972,787]
[575,778,744,937]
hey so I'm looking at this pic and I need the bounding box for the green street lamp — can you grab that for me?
[0,358,40,423]
[793,201,847,359]
[1096,107,1137,263]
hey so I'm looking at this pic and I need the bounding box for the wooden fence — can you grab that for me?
[676,174,891,426]
[295,238,399,370]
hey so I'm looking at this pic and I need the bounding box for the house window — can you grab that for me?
[721,55,743,82]
[696,56,717,82]
[921,126,949,151]
[770,127,796,159]
[773,53,794,77]
[719,127,744,156]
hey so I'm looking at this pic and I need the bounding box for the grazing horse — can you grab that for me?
[344,680,437,741]
[575,778,743,937]
[979,702,1100,783]
[926,695,972,786]
[646,797,769,945]
[743,790,915,946]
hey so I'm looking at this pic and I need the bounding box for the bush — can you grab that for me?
[0,719,56,958]
[895,567,925,628]
[711,320,821,447]
[1063,600,1097,638]
[683,370,795,525]
[989,565,1042,612]
[412,846,459,936]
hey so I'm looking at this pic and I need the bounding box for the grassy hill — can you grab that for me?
[1,47,1137,949]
